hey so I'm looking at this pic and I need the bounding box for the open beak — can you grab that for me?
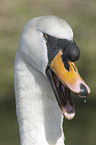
[46,50,90,120]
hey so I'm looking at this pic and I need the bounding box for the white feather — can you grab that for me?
[15,15,74,145]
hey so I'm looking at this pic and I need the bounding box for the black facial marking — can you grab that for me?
[57,39,69,48]
[61,53,70,71]
[44,33,80,71]
[44,33,60,65]
[71,63,76,72]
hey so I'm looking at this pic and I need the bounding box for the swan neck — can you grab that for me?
[15,55,65,145]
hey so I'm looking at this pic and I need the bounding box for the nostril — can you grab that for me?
[79,83,88,97]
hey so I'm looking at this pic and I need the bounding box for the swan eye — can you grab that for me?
[44,33,48,40]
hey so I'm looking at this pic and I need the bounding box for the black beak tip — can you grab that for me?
[79,83,88,97]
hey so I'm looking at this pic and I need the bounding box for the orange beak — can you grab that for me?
[50,50,90,96]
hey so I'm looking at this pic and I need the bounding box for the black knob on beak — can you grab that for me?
[79,83,88,97]
[65,41,80,62]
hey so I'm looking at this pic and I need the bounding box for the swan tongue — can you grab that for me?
[46,67,75,120]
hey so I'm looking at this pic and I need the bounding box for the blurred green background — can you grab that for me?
[0,0,96,145]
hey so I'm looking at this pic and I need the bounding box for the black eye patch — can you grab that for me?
[44,33,59,49]
[57,39,69,48]
[44,33,60,65]
[44,33,80,69]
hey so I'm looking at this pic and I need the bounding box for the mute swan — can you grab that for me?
[15,15,90,145]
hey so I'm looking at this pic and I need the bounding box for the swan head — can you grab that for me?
[19,15,90,120]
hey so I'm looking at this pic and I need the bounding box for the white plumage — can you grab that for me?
[15,15,90,145]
